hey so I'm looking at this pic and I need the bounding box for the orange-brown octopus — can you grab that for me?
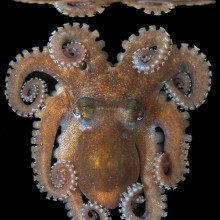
[14,0,215,16]
[5,23,212,219]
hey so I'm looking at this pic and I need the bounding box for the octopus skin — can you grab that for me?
[14,0,215,17]
[5,23,212,219]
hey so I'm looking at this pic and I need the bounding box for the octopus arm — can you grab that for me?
[133,108,167,219]
[32,89,78,200]
[117,25,172,78]
[163,44,212,110]
[145,94,190,189]
[5,47,63,117]
[127,94,190,219]
[125,0,175,15]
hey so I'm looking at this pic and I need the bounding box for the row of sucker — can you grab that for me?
[5,48,51,117]
[49,24,88,70]
[119,182,168,219]
[81,201,110,220]
[164,44,212,110]
[119,183,146,219]
[20,77,47,103]
[54,0,105,17]
[15,0,216,17]
[33,159,78,201]
[152,150,189,190]
[128,0,175,15]
[132,26,172,74]
[49,160,78,197]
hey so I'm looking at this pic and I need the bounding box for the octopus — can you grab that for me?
[14,0,215,17]
[5,23,212,219]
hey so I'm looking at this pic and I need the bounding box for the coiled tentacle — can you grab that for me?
[163,44,212,110]
[54,0,106,17]
[49,160,78,199]
[5,47,61,117]
[49,31,88,69]
[81,201,110,220]
[119,183,146,219]
[20,77,47,103]
[117,25,172,76]
[48,23,108,71]
[119,182,167,219]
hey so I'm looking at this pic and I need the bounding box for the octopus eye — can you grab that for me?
[121,99,145,126]
[73,97,95,122]
[137,109,145,121]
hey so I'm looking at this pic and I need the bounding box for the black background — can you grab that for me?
[0,1,219,220]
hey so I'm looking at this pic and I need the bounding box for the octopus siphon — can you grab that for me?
[14,0,215,17]
[5,23,212,219]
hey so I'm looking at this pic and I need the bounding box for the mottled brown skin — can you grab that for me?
[14,0,215,16]
[5,23,211,219]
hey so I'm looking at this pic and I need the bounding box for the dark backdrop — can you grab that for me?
[0,1,219,220]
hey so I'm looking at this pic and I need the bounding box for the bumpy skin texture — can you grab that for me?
[5,23,212,219]
[14,0,215,16]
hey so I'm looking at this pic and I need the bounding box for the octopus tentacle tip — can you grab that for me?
[50,160,78,193]
[20,77,47,103]
[119,182,147,219]
[54,0,105,18]
[153,152,180,189]
[81,201,110,220]
[132,26,172,74]
[49,23,89,69]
